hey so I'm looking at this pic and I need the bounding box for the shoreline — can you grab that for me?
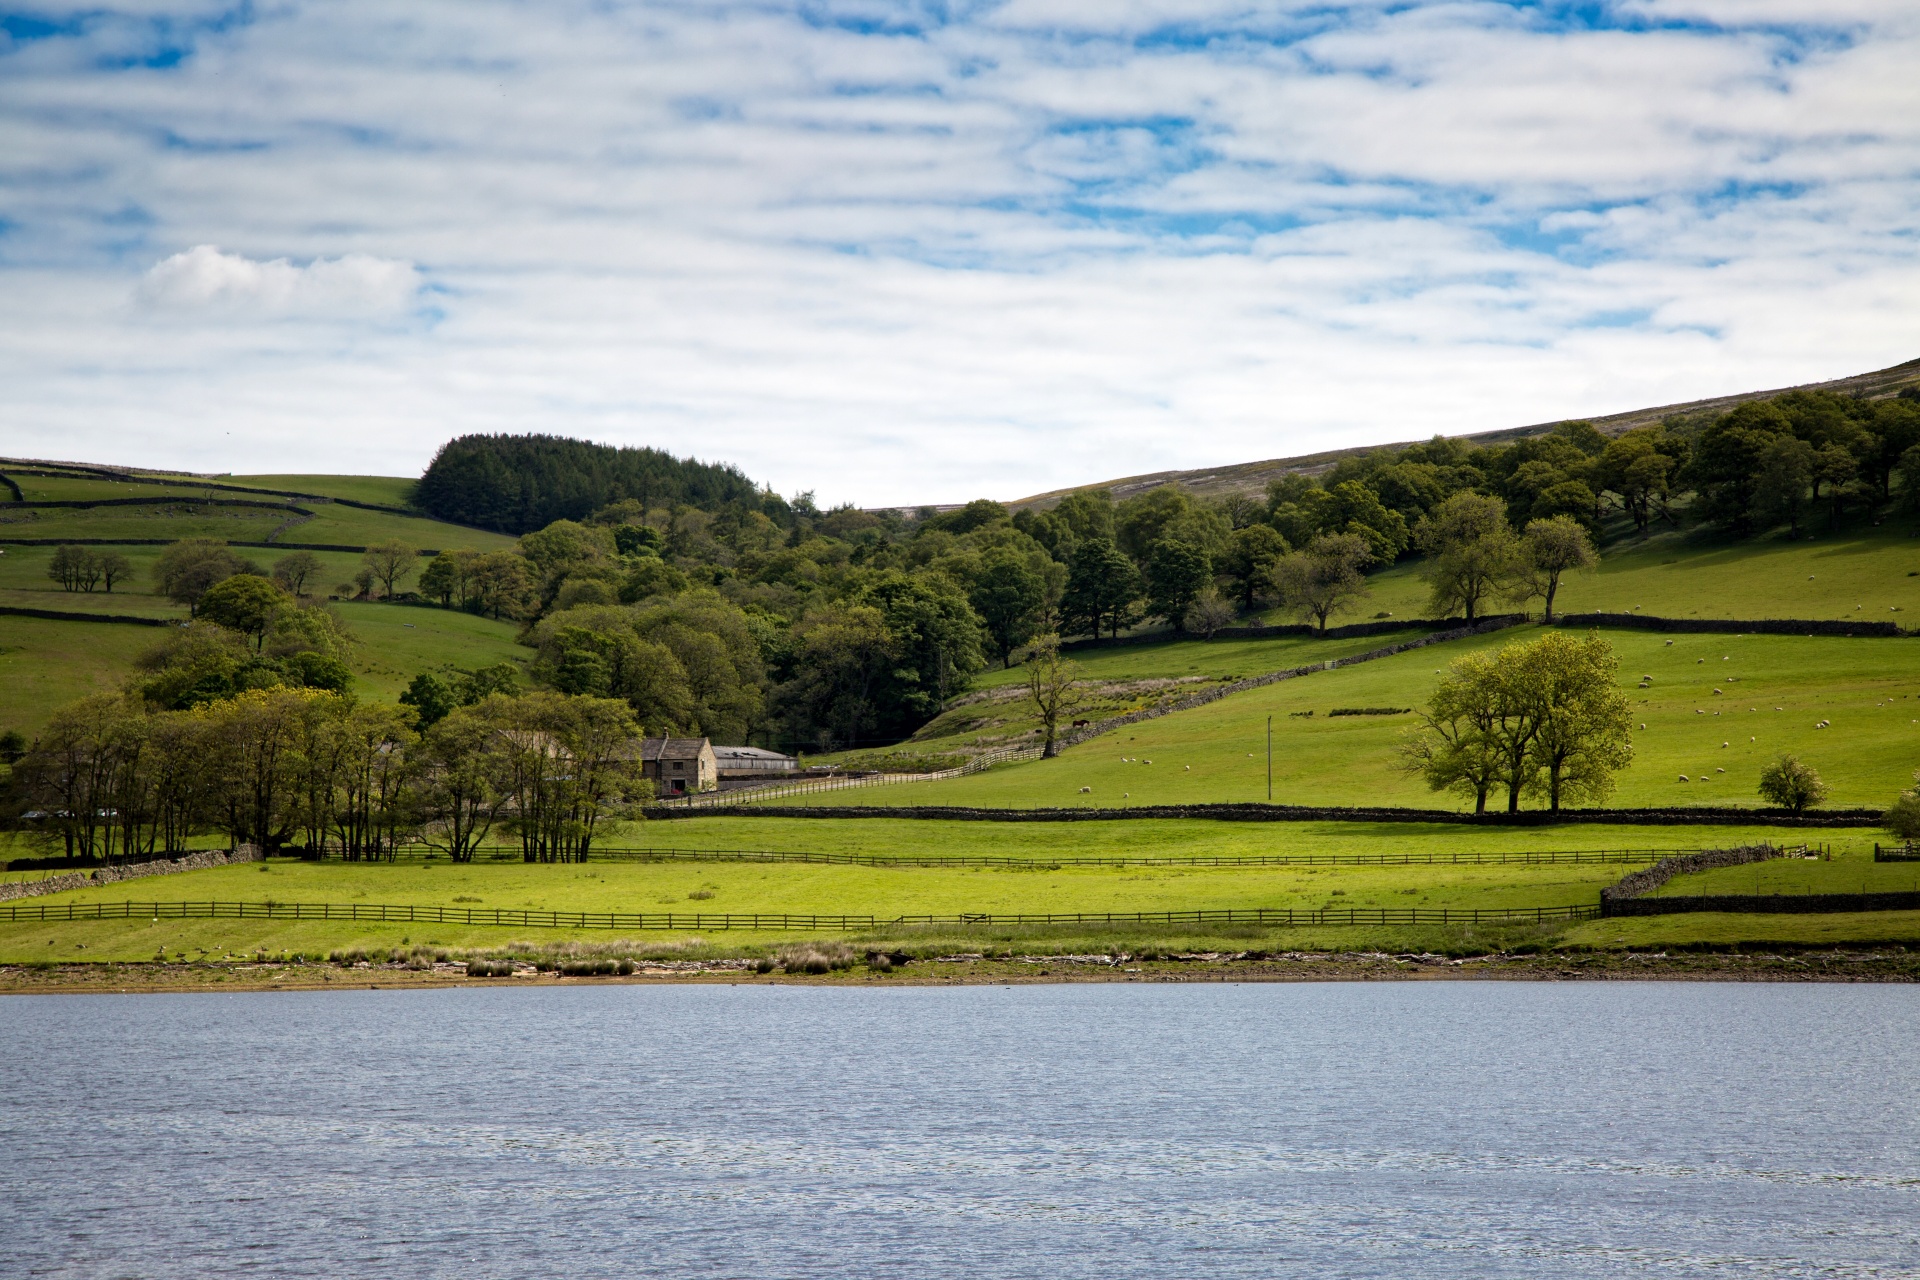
[6,948,1919,994]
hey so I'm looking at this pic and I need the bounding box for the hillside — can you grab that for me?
[1010,356,1920,509]
[0,458,529,733]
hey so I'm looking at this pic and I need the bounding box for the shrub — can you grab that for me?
[1886,775,1920,842]
[1758,754,1828,814]
[777,942,855,974]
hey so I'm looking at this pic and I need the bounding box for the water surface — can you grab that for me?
[3,981,1916,1278]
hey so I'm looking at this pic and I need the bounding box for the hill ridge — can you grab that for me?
[1006,355,1920,510]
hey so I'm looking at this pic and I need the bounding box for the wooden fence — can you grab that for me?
[373,843,1707,869]
[0,898,1600,930]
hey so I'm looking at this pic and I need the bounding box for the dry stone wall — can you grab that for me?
[0,845,260,903]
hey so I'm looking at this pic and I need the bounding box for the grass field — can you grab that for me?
[1254,523,1920,629]
[0,614,165,730]
[788,627,1920,812]
[0,820,1908,962]
[0,599,526,732]
[0,504,295,542]
[227,474,419,507]
[330,601,527,698]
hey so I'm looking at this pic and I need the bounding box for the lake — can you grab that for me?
[2,981,1916,1278]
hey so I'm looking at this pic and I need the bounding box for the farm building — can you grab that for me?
[636,738,718,796]
[713,745,798,782]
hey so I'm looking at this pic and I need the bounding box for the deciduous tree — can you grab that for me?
[1758,754,1827,814]
[1511,516,1597,622]
[1415,492,1518,622]
[1267,533,1371,633]
[1022,633,1086,759]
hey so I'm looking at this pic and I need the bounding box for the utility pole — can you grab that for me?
[1266,716,1272,803]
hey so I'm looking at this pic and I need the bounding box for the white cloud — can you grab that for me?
[135,245,423,316]
[0,0,1917,503]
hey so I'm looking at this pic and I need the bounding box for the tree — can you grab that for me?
[1221,524,1288,610]
[1512,516,1597,622]
[197,575,291,652]
[1594,431,1678,536]
[153,539,257,615]
[1183,588,1236,638]
[361,541,418,600]
[1758,754,1827,814]
[1144,538,1213,630]
[1521,631,1632,811]
[47,545,97,593]
[1884,773,1920,844]
[773,603,895,752]
[1688,402,1792,532]
[400,672,457,727]
[1061,537,1140,639]
[1749,436,1814,537]
[969,549,1046,667]
[1415,492,1519,622]
[96,551,132,593]
[467,552,537,619]
[1401,651,1505,814]
[1403,630,1632,813]
[1267,533,1371,633]
[273,551,324,597]
[1022,633,1086,759]
[415,703,511,861]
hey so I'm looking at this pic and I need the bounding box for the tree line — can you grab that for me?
[412,434,769,535]
[10,687,651,862]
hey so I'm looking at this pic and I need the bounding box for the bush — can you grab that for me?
[1886,776,1920,841]
[1758,754,1828,814]
[777,942,855,974]
[464,959,514,977]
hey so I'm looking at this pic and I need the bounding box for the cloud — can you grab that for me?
[134,245,423,316]
[0,0,1916,503]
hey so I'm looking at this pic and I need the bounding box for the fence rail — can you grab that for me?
[0,898,1600,930]
[368,844,1703,869]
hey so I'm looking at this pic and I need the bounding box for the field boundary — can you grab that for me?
[1554,612,1908,638]
[1059,614,1516,651]
[0,604,173,626]
[345,843,1697,868]
[0,898,1600,930]
[0,538,442,553]
[0,459,421,516]
[1604,892,1920,916]
[661,802,1884,827]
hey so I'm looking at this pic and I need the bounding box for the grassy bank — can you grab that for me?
[789,628,1920,812]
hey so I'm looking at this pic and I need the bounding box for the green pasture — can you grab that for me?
[971,628,1425,692]
[0,504,293,543]
[3,829,1913,962]
[654,815,1859,861]
[1650,854,1920,897]
[330,601,527,699]
[0,500,501,555]
[227,474,419,507]
[789,628,1920,812]
[1257,523,1920,629]
[0,844,1629,964]
[1560,910,1920,950]
[0,600,525,731]
[0,614,168,732]
[1,474,234,503]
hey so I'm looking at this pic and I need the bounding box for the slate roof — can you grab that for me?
[638,737,712,762]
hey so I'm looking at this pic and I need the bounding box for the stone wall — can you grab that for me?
[0,845,260,903]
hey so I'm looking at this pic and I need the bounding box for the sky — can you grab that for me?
[1,1,1917,507]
